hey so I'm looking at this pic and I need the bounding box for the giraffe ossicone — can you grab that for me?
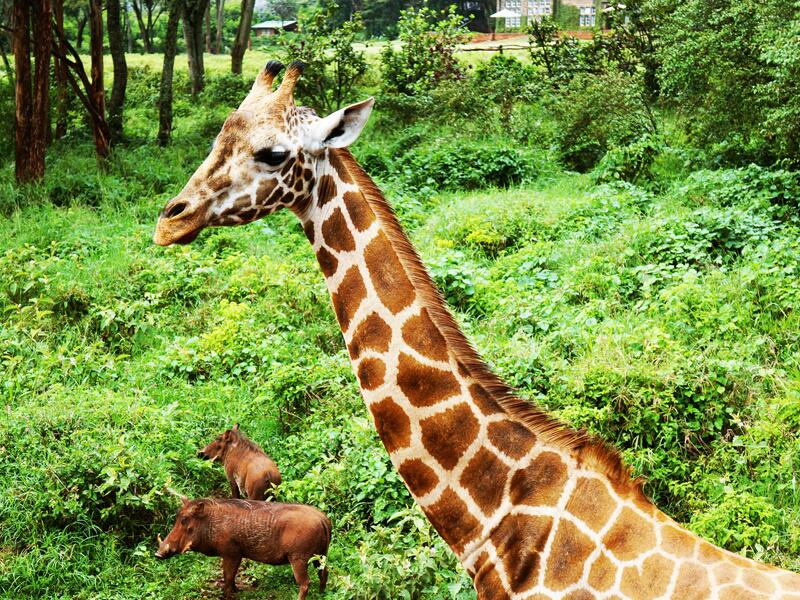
[153,61,800,599]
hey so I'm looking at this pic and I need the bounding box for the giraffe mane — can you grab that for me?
[334,148,647,501]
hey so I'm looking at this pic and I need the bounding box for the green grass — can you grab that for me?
[1,49,799,598]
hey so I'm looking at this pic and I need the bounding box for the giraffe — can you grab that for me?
[153,61,800,599]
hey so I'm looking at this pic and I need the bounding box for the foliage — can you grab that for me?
[278,6,368,112]
[549,71,656,172]
[472,55,540,122]
[657,0,800,164]
[380,4,468,96]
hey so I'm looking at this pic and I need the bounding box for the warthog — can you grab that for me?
[156,498,331,599]
[198,424,281,500]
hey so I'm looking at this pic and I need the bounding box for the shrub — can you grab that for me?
[472,55,541,122]
[396,141,537,191]
[550,71,656,171]
[199,73,254,107]
[592,134,663,184]
[278,8,368,112]
[380,5,468,97]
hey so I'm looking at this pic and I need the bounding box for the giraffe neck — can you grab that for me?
[296,149,800,598]
[298,148,618,549]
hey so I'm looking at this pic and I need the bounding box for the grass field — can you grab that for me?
[1,44,799,599]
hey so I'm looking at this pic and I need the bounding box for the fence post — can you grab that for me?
[499,44,504,54]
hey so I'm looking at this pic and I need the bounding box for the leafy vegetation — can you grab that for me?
[2,0,800,597]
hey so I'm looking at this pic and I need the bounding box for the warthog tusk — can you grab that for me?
[157,534,163,544]
[182,541,192,553]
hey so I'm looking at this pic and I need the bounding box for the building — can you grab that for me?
[561,0,597,26]
[250,20,298,37]
[495,0,554,27]
[494,0,597,28]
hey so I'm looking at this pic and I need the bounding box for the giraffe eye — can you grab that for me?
[254,148,289,167]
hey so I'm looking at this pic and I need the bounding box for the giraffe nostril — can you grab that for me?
[165,202,188,218]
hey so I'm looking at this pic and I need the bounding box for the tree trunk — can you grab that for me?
[158,2,181,146]
[53,0,68,139]
[31,0,51,154]
[124,3,134,53]
[107,0,127,144]
[13,0,33,183]
[204,0,211,53]
[230,0,255,75]
[89,0,109,159]
[51,17,111,161]
[132,1,152,53]
[76,9,87,49]
[183,0,209,96]
[214,0,223,53]
[13,0,50,184]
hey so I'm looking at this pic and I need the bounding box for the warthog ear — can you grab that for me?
[189,501,206,517]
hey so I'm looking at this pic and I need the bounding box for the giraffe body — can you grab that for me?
[153,61,800,600]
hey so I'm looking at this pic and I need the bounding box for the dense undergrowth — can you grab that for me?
[1,46,800,599]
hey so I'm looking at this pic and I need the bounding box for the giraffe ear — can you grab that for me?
[304,97,375,152]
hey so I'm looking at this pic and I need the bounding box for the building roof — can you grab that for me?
[251,20,297,29]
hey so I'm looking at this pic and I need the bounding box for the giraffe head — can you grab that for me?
[153,60,374,246]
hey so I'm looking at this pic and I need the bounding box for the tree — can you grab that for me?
[52,0,110,160]
[279,8,368,112]
[12,0,51,184]
[107,0,128,143]
[269,0,297,22]
[214,0,223,53]
[231,0,255,75]
[183,0,209,95]
[53,0,68,138]
[131,0,164,53]
[158,0,182,145]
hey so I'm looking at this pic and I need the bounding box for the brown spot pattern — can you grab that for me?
[370,398,411,453]
[620,553,674,599]
[330,151,353,184]
[420,403,479,470]
[363,231,416,314]
[566,477,615,532]
[509,451,568,506]
[357,358,385,390]
[397,352,461,408]
[322,208,355,253]
[660,524,695,559]
[398,459,439,497]
[331,266,367,330]
[460,448,509,515]
[544,520,595,591]
[303,221,315,243]
[401,308,449,362]
[425,488,480,554]
[208,175,232,192]
[603,507,656,562]
[348,312,392,359]
[316,174,336,207]
[473,555,512,600]
[490,514,552,594]
[469,383,503,416]
[256,178,278,203]
[588,552,616,592]
[671,563,711,599]
[316,247,338,278]
[488,419,536,460]
[343,190,376,232]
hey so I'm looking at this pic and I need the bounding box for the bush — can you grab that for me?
[380,5,467,97]
[278,7,368,113]
[592,134,663,184]
[199,73,255,107]
[550,71,656,171]
[396,141,537,191]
